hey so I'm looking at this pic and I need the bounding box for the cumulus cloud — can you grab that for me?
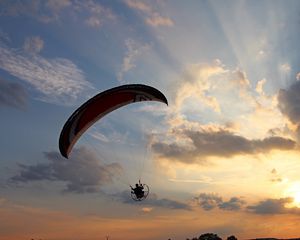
[23,36,44,54]
[125,0,174,27]
[0,77,28,109]
[171,60,226,115]
[152,128,296,164]
[116,191,191,210]
[11,147,123,193]
[150,59,295,168]
[169,60,256,119]
[164,59,289,149]
[0,39,92,105]
[117,39,150,82]
[194,193,246,211]
[247,197,300,215]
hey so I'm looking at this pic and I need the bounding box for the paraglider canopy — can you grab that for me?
[59,84,168,159]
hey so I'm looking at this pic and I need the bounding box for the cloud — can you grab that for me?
[219,197,246,211]
[297,72,300,81]
[0,29,10,43]
[0,39,92,105]
[146,14,174,27]
[76,0,116,28]
[145,193,192,210]
[194,193,246,211]
[164,59,288,145]
[141,207,153,213]
[150,59,295,167]
[279,63,291,73]
[46,0,71,14]
[0,0,115,26]
[23,36,44,54]
[170,60,226,115]
[10,147,124,193]
[169,60,255,118]
[0,77,28,109]
[247,197,300,215]
[125,0,152,13]
[89,131,110,143]
[270,168,282,183]
[125,0,174,27]
[116,191,191,210]
[194,193,222,211]
[152,128,296,164]
[255,78,267,95]
[117,39,150,82]
[85,16,101,27]
[0,0,69,22]
[168,176,212,183]
[278,81,300,124]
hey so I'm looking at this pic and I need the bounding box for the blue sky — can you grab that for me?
[1,1,300,240]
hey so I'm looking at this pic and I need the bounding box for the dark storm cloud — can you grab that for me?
[116,191,191,210]
[11,147,123,193]
[247,197,300,215]
[278,81,300,124]
[152,129,296,163]
[194,193,246,211]
[0,77,28,109]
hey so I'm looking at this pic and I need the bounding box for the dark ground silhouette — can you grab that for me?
[168,233,300,240]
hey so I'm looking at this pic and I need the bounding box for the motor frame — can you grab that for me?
[131,184,149,201]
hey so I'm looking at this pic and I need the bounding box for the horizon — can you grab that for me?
[1,1,300,240]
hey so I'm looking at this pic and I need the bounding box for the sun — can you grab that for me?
[293,192,300,205]
[285,181,300,207]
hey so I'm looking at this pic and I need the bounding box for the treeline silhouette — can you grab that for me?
[168,233,300,240]
[168,232,237,240]
[30,234,300,240]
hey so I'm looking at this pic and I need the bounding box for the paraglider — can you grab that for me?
[59,84,168,201]
[130,180,149,201]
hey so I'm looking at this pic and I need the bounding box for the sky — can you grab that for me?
[1,0,300,239]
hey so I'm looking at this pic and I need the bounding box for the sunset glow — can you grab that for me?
[1,1,300,239]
